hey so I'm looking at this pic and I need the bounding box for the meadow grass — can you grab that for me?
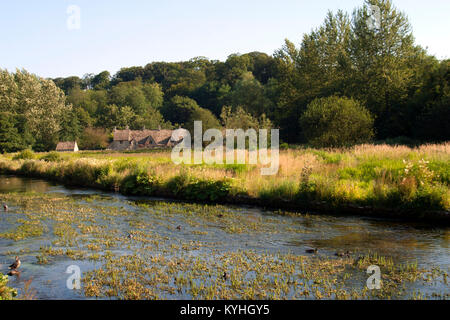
[1,143,449,219]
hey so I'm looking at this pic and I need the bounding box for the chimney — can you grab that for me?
[126,125,129,130]
[113,126,117,132]
[158,125,161,131]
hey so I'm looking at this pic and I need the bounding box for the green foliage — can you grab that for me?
[40,152,62,162]
[312,150,345,164]
[0,274,17,300]
[13,149,35,160]
[0,112,25,153]
[259,180,299,202]
[221,106,272,131]
[79,128,109,150]
[121,170,161,196]
[300,96,374,147]
[183,179,232,202]
[280,143,289,150]
[167,173,232,202]
[162,96,221,134]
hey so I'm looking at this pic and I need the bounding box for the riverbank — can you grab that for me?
[0,143,449,223]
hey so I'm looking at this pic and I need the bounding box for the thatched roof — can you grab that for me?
[56,141,77,151]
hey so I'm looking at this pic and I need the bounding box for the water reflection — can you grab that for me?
[0,175,53,194]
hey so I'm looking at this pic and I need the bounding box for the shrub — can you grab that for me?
[300,96,374,148]
[167,173,232,202]
[0,274,17,300]
[13,149,35,160]
[121,170,161,195]
[280,142,289,150]
[40,152,61,162]
[79,128,109,150]
[183,179,232,202]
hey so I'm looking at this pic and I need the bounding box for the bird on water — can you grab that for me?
[9,256,21,270]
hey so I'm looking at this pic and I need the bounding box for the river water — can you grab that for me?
[0,175,448,300]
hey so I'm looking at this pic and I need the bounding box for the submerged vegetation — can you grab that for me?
[0,192,448,300]
[0,143,449,220]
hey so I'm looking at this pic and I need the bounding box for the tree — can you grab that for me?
[91,71,111,90]
[350,0,419,138]
[162,96,220,134]
[113,66,145,84]
[108,80,164,117]
[243,52,277,85]
[409,59,450,142]
[221,106,273,131]
[415,93,450,142]
[187,107,221,135]
[52,76,82,94]
[117,106,136,129]
[230,72,274,117]
[141,83,164,109]
[59,109,82,142]
[0,112,24,153]
[299,96,374,147]
[273,10,352,142]
[97,104,120,129]
[162,96,200,125]
[79,128,109,150]
[0,70,71,150]
[193,81,231,117]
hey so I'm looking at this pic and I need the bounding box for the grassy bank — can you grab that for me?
[0,143,449,221]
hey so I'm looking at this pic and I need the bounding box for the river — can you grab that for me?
[0,175,448,300]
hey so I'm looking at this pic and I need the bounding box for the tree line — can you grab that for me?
[0,0,448,152]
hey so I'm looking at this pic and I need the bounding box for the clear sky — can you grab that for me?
[0,0,448,78]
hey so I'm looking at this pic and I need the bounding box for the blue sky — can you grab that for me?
[0,0,448,78]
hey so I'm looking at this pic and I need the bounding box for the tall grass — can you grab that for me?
[1,143,449,216]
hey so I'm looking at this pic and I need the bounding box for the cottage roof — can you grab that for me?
[113,129,131,141]
[56,141,77,151]
[114,129,175,145]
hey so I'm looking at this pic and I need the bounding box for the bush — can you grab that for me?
[40,151,61,162]
[121,170,161,195]
[0,274,17,300]
[280,142,289,150]
[300,96,374,148]
[182,179,232,202]
[167,173,232,202]
[79,128,109,150]
[13,149,35,160]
